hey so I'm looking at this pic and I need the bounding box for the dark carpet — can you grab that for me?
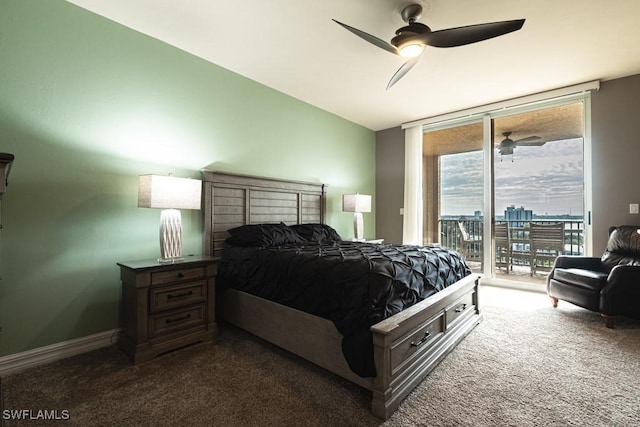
[2,286,639,426]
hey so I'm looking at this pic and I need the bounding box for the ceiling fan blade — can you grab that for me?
[517,140,547,146]
[423,19,525,48]
[386,56,421,90]
[332,19,399,55]
[515,135,541,143]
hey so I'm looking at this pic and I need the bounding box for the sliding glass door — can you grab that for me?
[491,102,586,285]
[420,96,589,287]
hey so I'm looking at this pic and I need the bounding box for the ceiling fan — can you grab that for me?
[332,3,525,89]
[497,131,544,161]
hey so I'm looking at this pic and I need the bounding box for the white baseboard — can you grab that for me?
[0,329,120,376]
[480,277,546,293]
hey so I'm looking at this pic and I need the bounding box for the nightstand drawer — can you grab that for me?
[151,267,205,285]
[150,281,207,313]
[149,305,206,338]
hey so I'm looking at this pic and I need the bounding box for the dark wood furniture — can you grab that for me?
[202,171,482,420]
[118,255,219,364]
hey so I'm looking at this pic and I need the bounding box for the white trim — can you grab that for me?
[0,329,119,376]
[402,80,600,129]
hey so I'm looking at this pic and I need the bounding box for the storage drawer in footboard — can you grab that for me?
[390,311,445,376]
[445,288,477,329]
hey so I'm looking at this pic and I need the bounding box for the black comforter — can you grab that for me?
[218,241,471,377]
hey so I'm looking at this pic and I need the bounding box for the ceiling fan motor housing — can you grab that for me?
[400,4,423,23]
[391,22,430,48]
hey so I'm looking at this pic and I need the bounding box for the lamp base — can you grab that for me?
[353,212,364,241]
[159,209,183,260]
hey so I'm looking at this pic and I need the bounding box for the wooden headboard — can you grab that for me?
[201,171,327,257]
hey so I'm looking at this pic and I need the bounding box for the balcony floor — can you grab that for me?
[467,262,550,286]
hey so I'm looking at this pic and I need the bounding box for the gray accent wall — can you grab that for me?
[591,74,640,254]
[375,127,405,244]
[375,73,640,254]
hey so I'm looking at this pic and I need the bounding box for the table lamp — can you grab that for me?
[138,174,202,263]
[342,193,371,241]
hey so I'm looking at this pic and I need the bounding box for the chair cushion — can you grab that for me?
[552,268,608,292]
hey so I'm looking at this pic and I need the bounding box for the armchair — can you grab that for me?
[547,225,640,328]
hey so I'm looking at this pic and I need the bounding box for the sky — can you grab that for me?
[440,138,584,217]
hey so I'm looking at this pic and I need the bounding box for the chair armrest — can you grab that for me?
[600,265,640,315]
[547,256,604,283]
[604,264,640,291]
[551,255,603,270]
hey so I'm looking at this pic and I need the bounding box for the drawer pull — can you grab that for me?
[177,272,185,278]
[165,313,191,324]
[167,290,193,300]
[410,331,431,347]
[455,303,468,313]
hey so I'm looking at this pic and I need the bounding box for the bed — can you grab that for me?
[202,170,482,419]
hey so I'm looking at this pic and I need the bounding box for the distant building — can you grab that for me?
[505,205,532,227]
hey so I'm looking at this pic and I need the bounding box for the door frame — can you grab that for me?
[409,82,597,286]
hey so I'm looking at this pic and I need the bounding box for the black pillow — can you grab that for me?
[226,223,305,247]
[291,223,342,243]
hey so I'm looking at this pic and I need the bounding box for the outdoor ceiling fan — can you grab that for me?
[497,131,545,161]
[332,3,525,89]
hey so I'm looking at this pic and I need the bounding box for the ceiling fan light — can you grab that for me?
[398,43,424,58]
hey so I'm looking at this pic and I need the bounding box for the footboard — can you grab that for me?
[370,273,481,419]
[218,273,481,420]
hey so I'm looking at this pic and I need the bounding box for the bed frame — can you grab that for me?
[202,170,482,419]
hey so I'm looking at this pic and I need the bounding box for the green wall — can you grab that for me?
[0,0,375,356]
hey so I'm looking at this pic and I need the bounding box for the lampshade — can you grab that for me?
[138,175,202,210]
[138,174,202,262]
[342,194,372,213]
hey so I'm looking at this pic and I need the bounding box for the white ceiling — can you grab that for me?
[67,0,640,131]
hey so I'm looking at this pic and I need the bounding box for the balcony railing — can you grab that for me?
[440,219,584,272]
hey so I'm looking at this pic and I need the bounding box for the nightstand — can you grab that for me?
[117,255,219,364]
